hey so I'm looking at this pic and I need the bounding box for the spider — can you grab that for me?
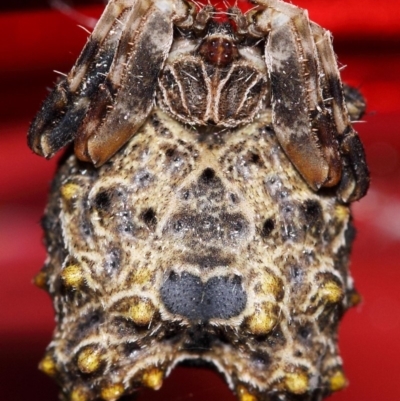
[29,1,369,400]
[29,0,368,203]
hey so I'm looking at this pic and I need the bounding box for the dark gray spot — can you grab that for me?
[94,191,111,210]
[229,193,238,203]
[297,324,313,344]
[265,175,286,201]
[199,168,216,183]
[290,266,304,285]
[133,169,153,188]
[80,217,93,237]
[261,218,275,238]
[280,202,303,241]
[141,208,157,229]
[104,248,121,274]
[124,342,141,357]
[251,351,271,366]
[265,326,286,348]
[160,272,246,321]
[303,200,323,234]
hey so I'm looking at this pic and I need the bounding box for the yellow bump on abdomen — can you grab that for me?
[77,346,103,374]
[142,367,164,390]
[329,369,348,392]
[60,182,80,201]
[320,280,343,304]
[38,353,57,377]
[61,264,84,288]
[349,290,362,307]
[33,271,47,290]
[128,298,156,326]
[247,302,278,335]
[70,387,89,401]
[237,384,258,401]
[100,383,125,401]
[284,372,309,394]
[335,204,349,221]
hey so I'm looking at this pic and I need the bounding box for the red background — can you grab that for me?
[0,1,399,400]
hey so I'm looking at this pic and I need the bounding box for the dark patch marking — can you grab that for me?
[94,191,112,211]
[261,218,275,238]
[142,208,157,229]
[200,168,216,183]
[160,272,246,321]
[302,199,323,237]
[251,351,271,367]
[133,169,153,188]
[124,342,141,357]
[104,248,121,274]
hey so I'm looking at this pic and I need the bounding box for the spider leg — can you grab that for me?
[226,6,248,35]
[29,0,191,167]
[28,0,137,158]
[311,23,369,201]
[75,1,182,166]
[254,0,343,191]
[192,4,214,31]
[342,84,366,122]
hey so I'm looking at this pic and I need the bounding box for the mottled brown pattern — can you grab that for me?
[29,1,370,400]
[38,108,357,401]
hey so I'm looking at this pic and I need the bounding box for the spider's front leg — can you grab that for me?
[311,23,369,201]
[250,0,369,202]
[28,0,193,166]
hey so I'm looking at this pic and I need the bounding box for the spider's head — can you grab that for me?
[198,21,239,67]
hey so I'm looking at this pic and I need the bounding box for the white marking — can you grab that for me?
[182,70,198,82]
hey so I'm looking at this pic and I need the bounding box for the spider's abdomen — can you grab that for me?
[38,109,356,401]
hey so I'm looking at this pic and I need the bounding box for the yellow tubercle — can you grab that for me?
[70,387,89,401]
[39,353,57,377]
[335,204,349,221]
[320,280,343,304]
[61,182,80,201]
[100,383,125,401]
[329,370,348,392]
[61,264,84,288]
[237,384,258,401]
[349,290,362,307]
[128,298,156,326]
[284,372,309,394]
[142,367,164,390]
[33,271,47,290]
[247,302,278,335]
[77,346,103,374]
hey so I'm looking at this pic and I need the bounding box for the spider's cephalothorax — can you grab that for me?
[158,19,270,128]
[29,1,369,401]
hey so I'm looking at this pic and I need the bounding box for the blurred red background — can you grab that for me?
[0,1,399,400]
